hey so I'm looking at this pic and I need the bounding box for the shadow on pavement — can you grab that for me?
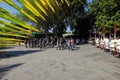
[0,47,14,50]
[0,49,43,59]
[0,63,24,79]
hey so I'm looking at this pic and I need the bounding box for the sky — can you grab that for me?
[0,0,21,14]
[0,0,93,14]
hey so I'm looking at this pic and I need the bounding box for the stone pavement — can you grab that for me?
[0,44,120,80]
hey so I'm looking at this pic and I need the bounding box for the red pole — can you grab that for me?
[113,20,117,57]
[114,42,116,57]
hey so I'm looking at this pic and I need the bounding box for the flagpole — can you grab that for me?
[114,18,117,57]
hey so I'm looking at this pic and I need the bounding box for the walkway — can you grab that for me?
[0,44,120,80]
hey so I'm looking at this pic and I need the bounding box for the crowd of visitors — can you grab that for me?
[24,37,81,51]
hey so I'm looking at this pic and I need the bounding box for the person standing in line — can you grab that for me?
[28,39,31,47]
[56,38,61,50]
[24,39,28,48]
[70,38,74,50]
[67,38,74,51]
[67,38,71,50]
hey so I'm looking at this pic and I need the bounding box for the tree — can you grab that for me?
[14,0,88,38]
[88,0,120,39]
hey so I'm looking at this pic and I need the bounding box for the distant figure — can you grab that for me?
[67,38,74,50]
[75,38,80,45]
[18,42,21,46]
[24,39,27,48]
[56,38,62,50]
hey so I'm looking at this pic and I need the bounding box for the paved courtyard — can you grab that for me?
[0,44,120,80]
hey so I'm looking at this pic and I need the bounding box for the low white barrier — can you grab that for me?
[94,38,120,57]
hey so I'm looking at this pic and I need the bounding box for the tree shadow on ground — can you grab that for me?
[78,41,89,45]
[72,42,89,51]
[0,63,24,79]
[0,49,43,59]
[0,47,14,50]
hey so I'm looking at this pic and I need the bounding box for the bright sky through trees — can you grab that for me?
[0,0,92,14]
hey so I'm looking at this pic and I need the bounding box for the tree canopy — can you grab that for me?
[88,0,120,38]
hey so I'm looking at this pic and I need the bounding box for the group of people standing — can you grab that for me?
[24,37,55,48]
[56,38,75,50]
[24,37,80,51]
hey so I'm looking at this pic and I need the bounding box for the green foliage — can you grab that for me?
[14,0,87,38]
[88,0,120,35]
